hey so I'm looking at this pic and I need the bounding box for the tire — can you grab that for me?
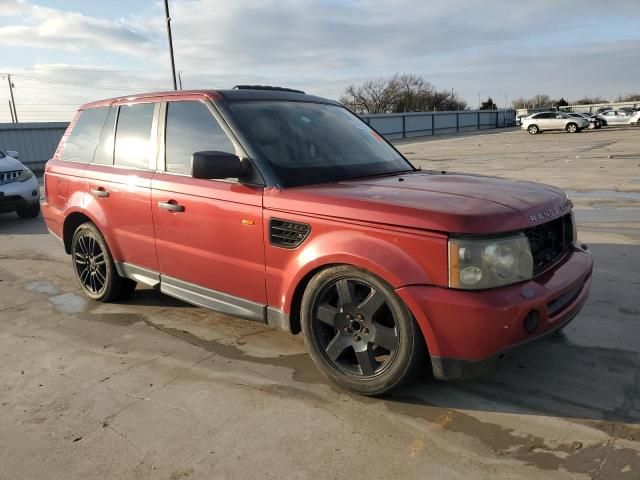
[566,123,578,133]
[71,222,136,302]
[527,124,539,135]
[588,122,596,130]
[301,265,426,396]
[16,202,40,219]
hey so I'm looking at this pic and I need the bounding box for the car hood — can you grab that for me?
[264,172,572,234]
[0,156,24,173]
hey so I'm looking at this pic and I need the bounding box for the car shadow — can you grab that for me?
[385,242,640,427]
[119,286,198,308]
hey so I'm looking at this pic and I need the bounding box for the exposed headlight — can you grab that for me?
[448,234,533,290]
[17,169,34,182]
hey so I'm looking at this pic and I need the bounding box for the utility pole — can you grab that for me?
[163,0,178,90]
[8,100,15,123]
[178,70,183,90]
[7,74,18,123]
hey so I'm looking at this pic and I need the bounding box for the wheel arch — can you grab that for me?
[62,211,93,254]
[278,231,444,334]
[62,208,116,257]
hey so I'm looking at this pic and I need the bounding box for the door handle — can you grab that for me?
[158,200,185,213]
[90,187,109,198]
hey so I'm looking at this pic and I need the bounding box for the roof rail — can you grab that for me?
[233,85,305,94]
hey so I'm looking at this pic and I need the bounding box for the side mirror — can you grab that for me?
[6,150,19,159]
[192,151,250,180]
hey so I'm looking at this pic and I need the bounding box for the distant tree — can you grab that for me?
[511,97,528,109]
[340,74,466,114]
[575,96,607,105]
[339,78,397,114]
[480,97,497,110]
[616,93,640,102]
[556,97,569,107]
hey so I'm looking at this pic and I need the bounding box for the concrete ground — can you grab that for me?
[0,127,639,479]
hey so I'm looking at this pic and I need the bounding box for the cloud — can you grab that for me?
[1,0,639,121]
[0,1,160,57]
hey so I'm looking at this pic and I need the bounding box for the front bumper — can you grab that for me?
[397,245,593,380]
[0,176,39,213]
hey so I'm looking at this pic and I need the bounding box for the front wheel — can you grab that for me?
[566,123,578,133]
[71,222,136,302]
[301,265,426,396]
[588,122,596,130]
[528,124,539,135]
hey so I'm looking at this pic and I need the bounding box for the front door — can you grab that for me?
[151,99,266,320]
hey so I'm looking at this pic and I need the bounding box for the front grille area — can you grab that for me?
[0,170,21,185]
[269,218,311,248]
[524,213,574,276]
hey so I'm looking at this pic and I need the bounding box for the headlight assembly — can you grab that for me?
[448,234,533,290]
[17,169,34,182]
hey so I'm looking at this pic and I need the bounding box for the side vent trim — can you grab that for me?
[269,218,311,249]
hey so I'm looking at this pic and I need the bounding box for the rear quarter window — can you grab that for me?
[60,107,110,163]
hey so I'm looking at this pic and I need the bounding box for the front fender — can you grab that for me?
[267,225,448,315]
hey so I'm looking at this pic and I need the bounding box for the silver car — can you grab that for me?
[598,110,634,126]
[0,150,40,218]
[521,111,589,134]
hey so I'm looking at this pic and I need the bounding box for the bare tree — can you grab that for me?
[340,74,466,114]
[575,96,607,105]
[339,78,397,114]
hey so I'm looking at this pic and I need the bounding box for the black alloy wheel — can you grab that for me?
[312,277,399,376]
[301,265,425,395]
[71,222,136,302]
[74,231,107,296]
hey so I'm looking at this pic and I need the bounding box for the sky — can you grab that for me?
[1,0,640,122]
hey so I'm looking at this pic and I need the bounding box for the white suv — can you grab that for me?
[0,150,40,218]
[521,112,589,135]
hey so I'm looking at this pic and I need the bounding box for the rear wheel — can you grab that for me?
[588,122,596,130]
[71,223,136,302]
[16,203,40,219]
[566,123,578,133]
[527,124,539,135]
[301,265,426,396]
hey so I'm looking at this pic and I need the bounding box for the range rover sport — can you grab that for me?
[42,86,593,395]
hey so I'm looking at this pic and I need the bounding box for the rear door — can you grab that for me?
[83,101,160,280]
[536,112,556,130]
[151,99,266,319]
[603,111,620,124]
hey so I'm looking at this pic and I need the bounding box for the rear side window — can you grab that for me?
[61,107,109,163]
[93,107,117,165]
[114,103,156,169]
[164,101,235,175]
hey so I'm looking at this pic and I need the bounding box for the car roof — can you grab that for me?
[79,88,340,110]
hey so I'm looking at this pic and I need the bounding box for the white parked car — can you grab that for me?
[521,111,589,134]
[630,110,640,126]
[0,150,40,218]
[599,110,634,126]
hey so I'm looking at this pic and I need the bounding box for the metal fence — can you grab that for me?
[0,122,68,170]
[1,110,516,170]
[361,109,516,140]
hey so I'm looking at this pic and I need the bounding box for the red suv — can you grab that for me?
[42,86,592,395]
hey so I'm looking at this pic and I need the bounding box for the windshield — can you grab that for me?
[228,101,413,187]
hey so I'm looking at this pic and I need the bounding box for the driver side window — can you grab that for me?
[165,101,235,175]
